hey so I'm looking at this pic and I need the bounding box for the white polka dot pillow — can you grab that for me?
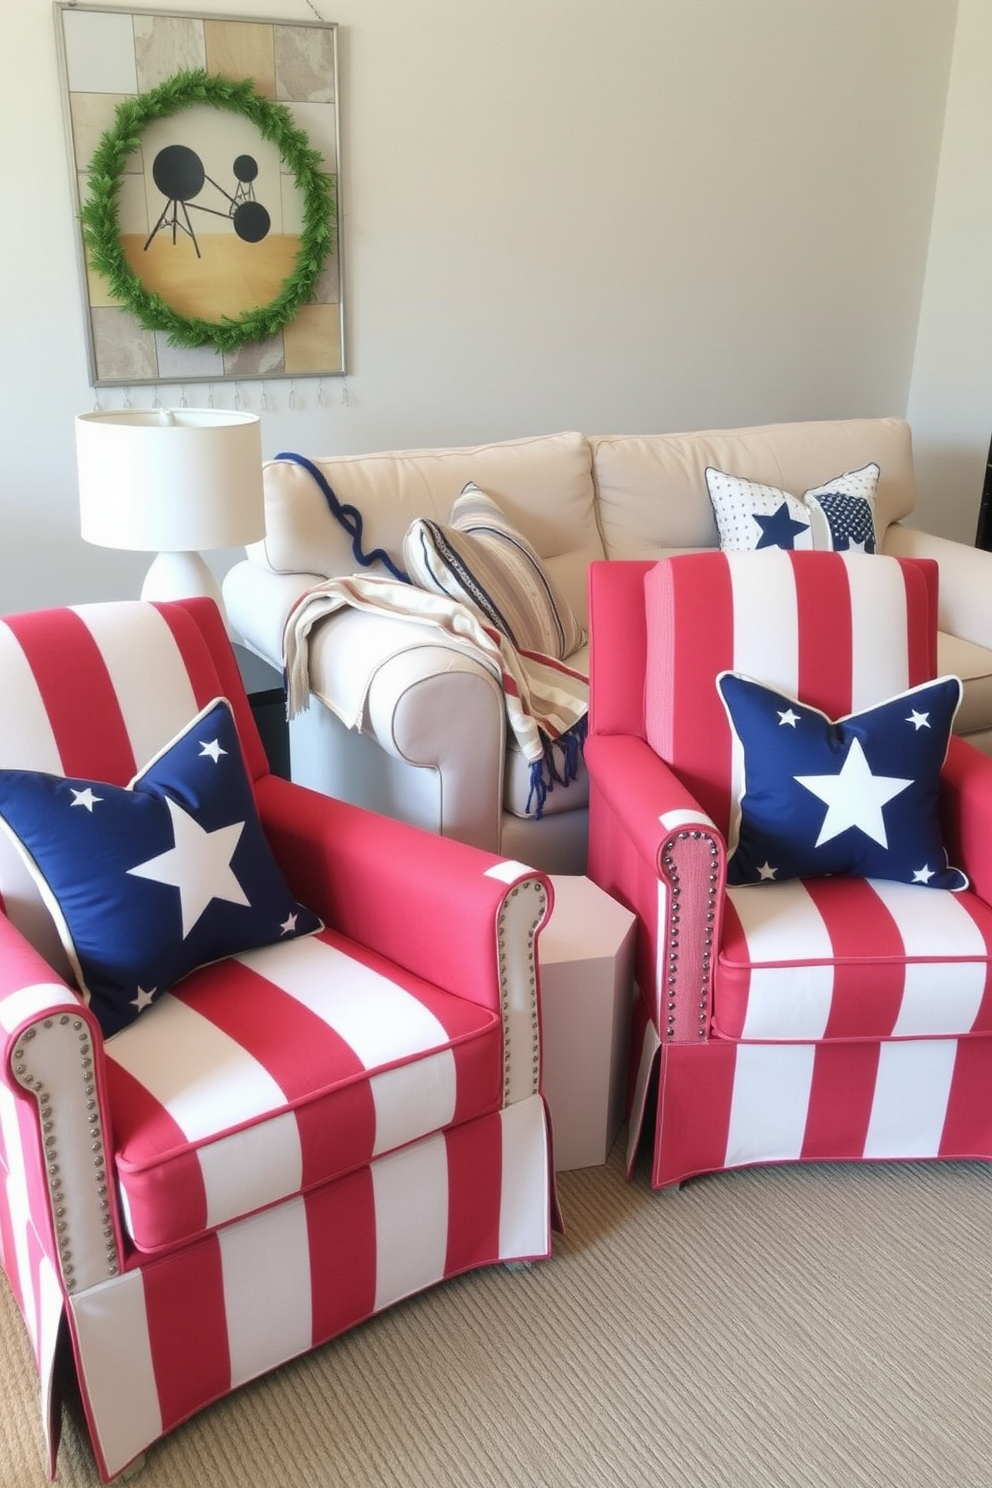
[706,463,879,553]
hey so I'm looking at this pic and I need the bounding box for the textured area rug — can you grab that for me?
[2,1139,990,1487]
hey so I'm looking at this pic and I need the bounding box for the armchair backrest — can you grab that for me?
[0,598,265,967]
[590,551,939,838]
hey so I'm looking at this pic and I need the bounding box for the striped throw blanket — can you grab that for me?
[283,573,589,817]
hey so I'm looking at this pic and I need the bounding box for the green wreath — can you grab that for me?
[81,68,336,352]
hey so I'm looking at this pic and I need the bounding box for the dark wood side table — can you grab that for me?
[233,643,292,780]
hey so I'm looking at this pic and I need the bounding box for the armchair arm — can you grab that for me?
[940,735,992,903]
[255,775,552,1103]
[0,915,123,1299]
[585,734,726,1041]
[882,524,992,650]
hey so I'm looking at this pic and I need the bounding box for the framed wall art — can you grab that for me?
[55,3,343,388]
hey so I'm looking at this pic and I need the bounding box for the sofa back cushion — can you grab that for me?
[590,417,916,561]
[253,430,604,626]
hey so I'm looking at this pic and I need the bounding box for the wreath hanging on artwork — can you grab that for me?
[80,68,336,352]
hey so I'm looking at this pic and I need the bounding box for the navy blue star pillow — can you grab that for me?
[0,698,323,1037]
[716,671,968,890]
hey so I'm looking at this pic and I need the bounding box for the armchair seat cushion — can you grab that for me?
[716,878,992,1042]
[105,929,503,1254]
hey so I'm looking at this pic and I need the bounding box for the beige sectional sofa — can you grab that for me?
[223,417,992,875]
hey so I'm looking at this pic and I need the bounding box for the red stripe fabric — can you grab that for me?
[644,554,737,829]
[444,1114,504,1272]
[937,1037,992,1155]
[156,599,270,783]
[800,1041,881,1161]
[305,1167,379,1342]
[107,936,504,1254]
[3,610,136,782]
[141,1236,231,1431]
[792,551,854,718]
[804,878,907,1039]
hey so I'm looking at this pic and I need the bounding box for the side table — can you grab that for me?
[538,875,636,1171]
[233,644,291,781]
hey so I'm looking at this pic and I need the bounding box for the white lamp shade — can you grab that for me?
[75,408,265,553]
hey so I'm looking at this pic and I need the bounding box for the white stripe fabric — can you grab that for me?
[0,982,78,1036]
[72,604,200,772]
[70,1268,162,1475]
[659,808,717,832]
[197,1113,304,1231]
[498,1095,552,1259]
[863,1039,959,1159]
[369,1050,457,1157]
[842,552,910,712]
[742,965,836,1040]
[727,549,800,695]
[892,961,987,1038]
[725,550,799,835]
[730,881,831,953]
[485,860,535,885]
[868,878,987,958]
[731,882,837,1040]
[235,937,451,1068]
[726,1043,816,1167]
[105,995,291,1143]
[372,1134,450,1311]
[220,1197,314,1388]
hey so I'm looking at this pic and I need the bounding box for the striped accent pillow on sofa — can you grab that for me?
[403,483,585,660]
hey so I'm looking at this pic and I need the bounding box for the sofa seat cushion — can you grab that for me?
[104,929,502,1253]
[715,878,992,1042]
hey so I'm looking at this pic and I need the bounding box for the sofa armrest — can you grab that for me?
[882,524,992,650]
[222,561,324,668]
[0,915,123,1297]
[297,602,512,852]
[586,733,726,1039]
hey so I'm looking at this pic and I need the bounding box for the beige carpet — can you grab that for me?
[2,1137,990,1488]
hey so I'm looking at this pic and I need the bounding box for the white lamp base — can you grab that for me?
[140,551,225,613]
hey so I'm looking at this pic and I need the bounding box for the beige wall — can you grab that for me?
[0,0,961,613]
[909,0,992,543]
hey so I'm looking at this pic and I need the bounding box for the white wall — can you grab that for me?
[908,0,992,543]
[1,0,959,614]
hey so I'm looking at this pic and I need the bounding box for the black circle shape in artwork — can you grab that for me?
[151,144,205,201]
[233,154,259,184]
[232,201,271,243]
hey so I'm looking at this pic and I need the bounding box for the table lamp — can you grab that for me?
[75,407,266,614]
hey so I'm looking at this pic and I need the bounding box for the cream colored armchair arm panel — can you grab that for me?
[881,524,992,648]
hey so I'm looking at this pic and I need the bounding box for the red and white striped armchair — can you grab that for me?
[0,597,556,1481]
[585,550,992,1190]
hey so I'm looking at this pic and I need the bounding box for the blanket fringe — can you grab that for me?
[525,716,588,819]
